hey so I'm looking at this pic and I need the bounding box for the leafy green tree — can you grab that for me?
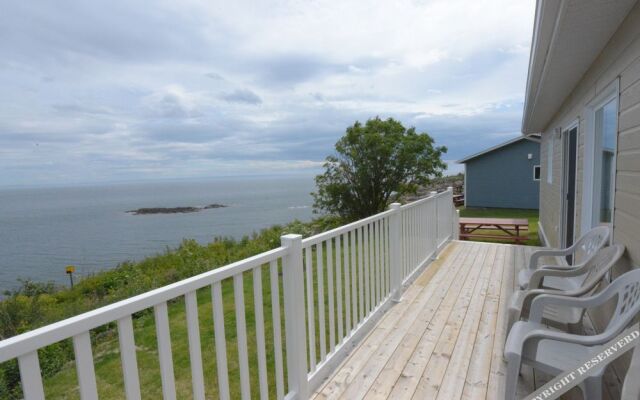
[312,117,447,220]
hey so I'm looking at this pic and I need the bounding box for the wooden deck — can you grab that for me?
[312,240,608,400]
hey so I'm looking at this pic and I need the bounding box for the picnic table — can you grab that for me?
[459,217,529,244]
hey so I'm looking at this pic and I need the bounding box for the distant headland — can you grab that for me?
[127,203,227,215]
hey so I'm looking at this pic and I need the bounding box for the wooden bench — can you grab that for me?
[459,217,529,244]
[452,194,465,207]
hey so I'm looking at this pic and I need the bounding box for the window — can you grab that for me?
[546,139,553,183]
[592,98,617,226]
[533,165,541,181]
[582,78,619,235]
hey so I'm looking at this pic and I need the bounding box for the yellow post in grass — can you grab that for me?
[65,265,75,288]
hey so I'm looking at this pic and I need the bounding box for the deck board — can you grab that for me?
[312,241,529,400]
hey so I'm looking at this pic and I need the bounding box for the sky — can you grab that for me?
[0,0,536,187]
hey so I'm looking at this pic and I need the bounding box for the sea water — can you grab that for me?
[0,175,315,291]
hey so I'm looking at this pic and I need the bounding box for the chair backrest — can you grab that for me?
[577,244,625,290]
[601,268,640,337]
[572,226,610,264]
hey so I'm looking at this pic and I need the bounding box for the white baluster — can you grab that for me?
[253,267,269,400]
[335,235,344,342]
[304,247,316,371]
[185,292,205,400]
[18,352,45,400]
[326,239,335,353]
[316,243,326,361]
[212,282,230,400]
[269,260,285,400]
[233,274,251,400]
[154,302,176,400]
[389,203,402,302]
[117,316,142,400]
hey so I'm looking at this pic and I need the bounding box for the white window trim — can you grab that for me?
[581,78,619,238]
[533,165,541,181]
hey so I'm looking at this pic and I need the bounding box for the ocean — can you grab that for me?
[0,175,316,292]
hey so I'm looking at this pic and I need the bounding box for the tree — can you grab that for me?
[312,117,447,220]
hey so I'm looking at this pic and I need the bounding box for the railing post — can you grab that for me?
[389,203,403,302]
[280,234,309,400]
[430,191,439,258]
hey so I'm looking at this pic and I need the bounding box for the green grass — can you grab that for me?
[458,207,540,246]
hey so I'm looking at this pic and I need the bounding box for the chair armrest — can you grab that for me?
[529,293,605,323]
[519,288,567,312]
[528,265,587,289]
[538,263,578,271]
[528,248,570,271]
[521,327,611,348]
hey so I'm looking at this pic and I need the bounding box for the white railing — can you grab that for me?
[0,187,458,400]
[396,189,456,288]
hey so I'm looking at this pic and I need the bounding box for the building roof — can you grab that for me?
[521,0,636,134]
[456,135,540,164]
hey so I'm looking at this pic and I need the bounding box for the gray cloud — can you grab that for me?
[52,103,115,116]
[205,72,225,81]
[253,54,349,87]
[221,89,262,105]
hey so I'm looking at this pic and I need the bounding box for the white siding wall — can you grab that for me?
[538,2,640,369]
[540,2,640,267]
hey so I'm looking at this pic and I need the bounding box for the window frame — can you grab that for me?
[533,165,541,181]
[581,78,619,239]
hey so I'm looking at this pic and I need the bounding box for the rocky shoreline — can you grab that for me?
[127,203,227,215]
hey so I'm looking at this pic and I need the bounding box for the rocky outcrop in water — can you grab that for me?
[127,204,227,215]
[203,203,226,209]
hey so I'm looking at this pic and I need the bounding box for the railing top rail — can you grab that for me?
[0,246,287,363]
[302,209,393,246]
[303,189,453,246]
[400,190,451,210]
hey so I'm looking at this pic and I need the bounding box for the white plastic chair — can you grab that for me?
[621,345,640,400]
[504,268,640,400]
[518,226,610,290]
[508,244,625,331]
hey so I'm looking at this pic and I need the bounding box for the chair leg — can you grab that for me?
[504,353,521,400]
[580,376,603,400]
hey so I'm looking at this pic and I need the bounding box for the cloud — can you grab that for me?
[143,85,204,119]
[205,72,225,81]
[0,0,536,186]
[52,103,115,116]
[221,89,262,105]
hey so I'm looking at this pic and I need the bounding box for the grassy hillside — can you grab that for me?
[0,217,342,399]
